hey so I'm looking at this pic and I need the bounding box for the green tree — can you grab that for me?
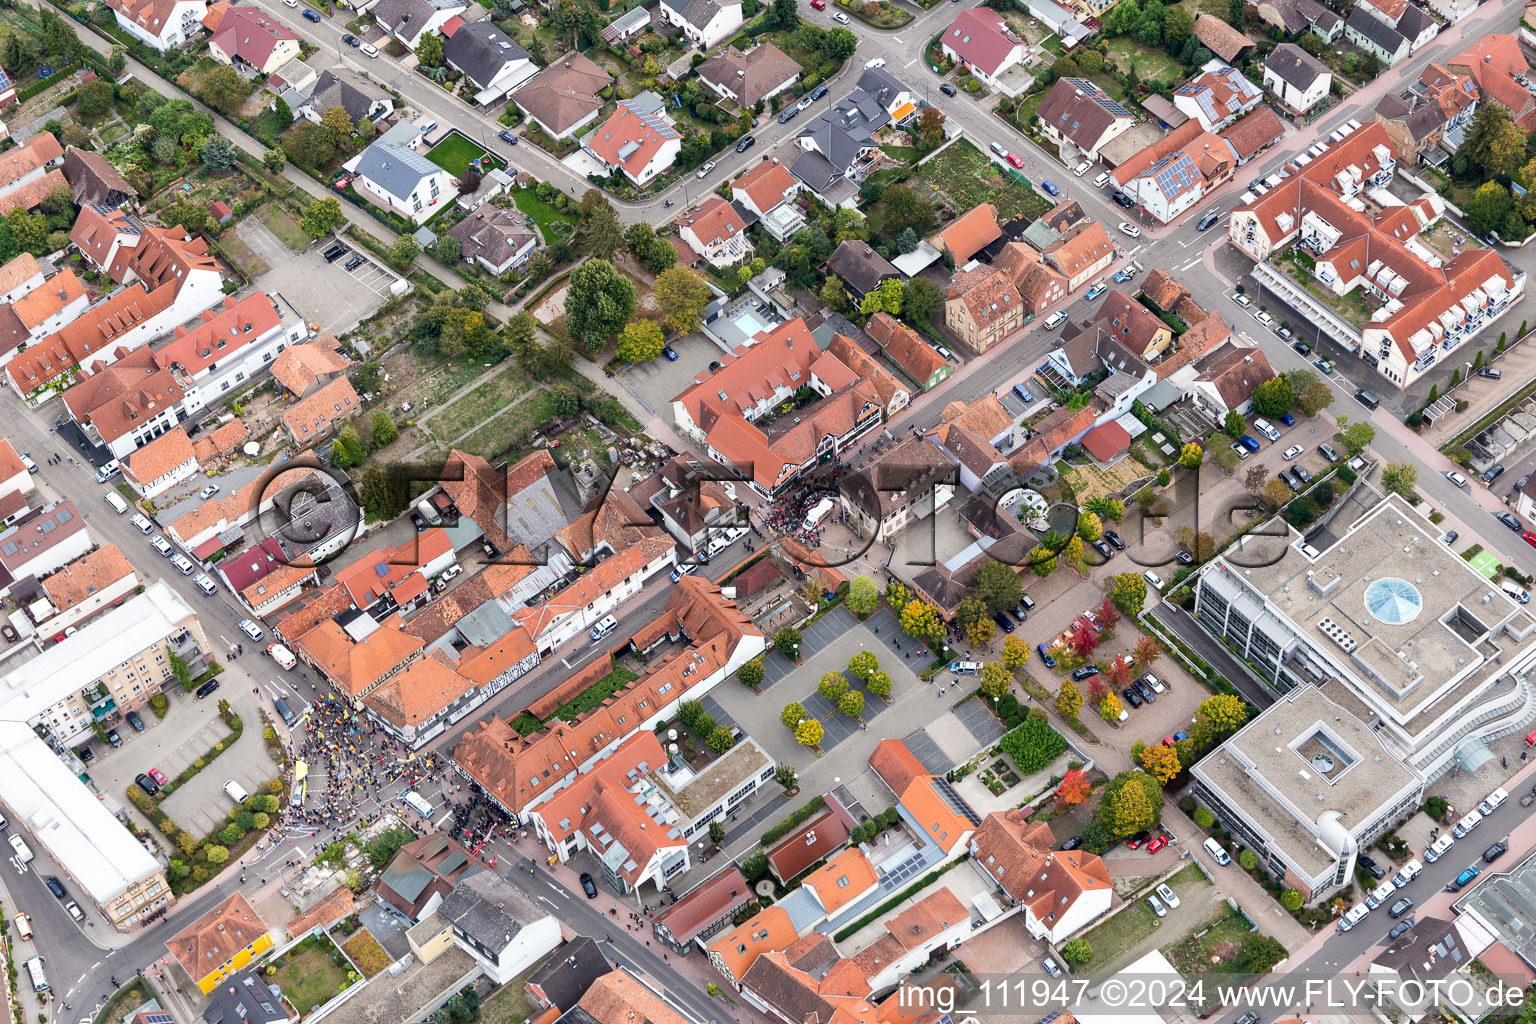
[200,134,237,172]
[197,67,250,115]
[768,0,799,29]
[1280,890,1304,912]
[738,660,764,689]
[169,650,195,691]
[1109,572,1147,616]
[781,701,806,730]
[415,32,445,67]
[774,764,798,790]
[581,198,624,260]
[859,277,903,316]
[1463,103,1526,179]
[1339,421,1375,455]
[1000,719,1067,773]
[284,122,335,169]
[1076,510,1103,541]
[108,46,126,76]
[973,560,1023,613]
[1467,181,1514,236]
[1138,743,1180,783]
[818,672,848,702]
[370,410,398,449]
[1380,461,1418,497]
[848,650,879,682]
[1251,376,1295,417]
[75,78,115,119]
[434,236,461,265]
[708,726,735,754]
[1055,679,1083,718]
[1223,410,1245,439]
[1193,694,1249,745]
[1177,441,1204,469]
[823,25,857,60]
[903,276,944,324]
[566,259,637,352]
[1060,938,1092,967]
[299,196,344,239]
[1237,935,1288,973]
[654,266,711,334]
[979,662,1011,700]
[866,671,891,699]
[1193,807,1215,828]
[795,718,824,748]
[913,106,946,152]
[774,626,802,659]
[846,576,879,617]
[616,319,665,362]
[204,845,230,864]
[709,820,726,845]
[262,147,286,173]
[838,690,864,718]
[1095,770,1162,837]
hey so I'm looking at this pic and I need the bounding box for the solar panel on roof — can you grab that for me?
[929,776,982,826]
[55,509,71,523]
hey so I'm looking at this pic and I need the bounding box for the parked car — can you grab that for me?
[341,32,360,45]
[1122,686,1143,708]
[43,877,65,899]
[1175,549,1195,565]
[1480,367,1502,379]
[735,135,756,153]
[1040,179,1059,195]
[1239,435,1261,453]
[1071,665,1099,681]
[1155,883,1179,908]
[1283,445,1303,461]
[1085,282,1107,301]
[345,253,366,271]
[1318,442,1340,462]
[136,773,159,796]
[302,7,320,20]
[939,83,956,96]
[1111,191,1134,208]
[1442,530,1459,545]
[580,872,598,898]
[1091,538,1114,559]
[1292,341,1311,356]
[1389,897,1414,918]
[1314,357,1335,373]
[1388,919,1414,940]
[1358,855,1386,879]
[992,612,1014,634]
[1126,831,1151,849]
[777,107,799,123]
[1103,529,1124,549]
[148,768,167,785]
[106,728,121,748]
[1132,678,1156,703]
[695,160,716,179]
[810,84,828,100]
[1006,153,1025,169]
[1146,893,1167,917]
[1060,836,1083,850]
[1041,957,1062,978]
[1497,511,1522,531]
[1447,866,1479,891]
[1485,840,1510,863]
[1145,835,1168,854]
[125,711,144,732]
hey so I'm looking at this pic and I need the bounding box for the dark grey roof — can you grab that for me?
[309,68,391,124]
[1346,7,1407,55]
[203,970,289,1024]
[374,0,463,35]
[1036,77,1134,150]
[855,66,907,106]
[526,936,612,1011]
[796,88,890,172]
[443,20,531,89]
[61,148,137,208]
[827,240,899,295]
[1372,917,1464,981]
[439,872,549,950]
[1264,43,1328,90]
[355,140,444,199]
[1396,3,1432,38]
[661,0,722,28]
[789,149,840,192]
[449,205,537,269]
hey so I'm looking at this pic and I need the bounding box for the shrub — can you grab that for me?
[1280,889,1304,912]
[1238,849,1259,870]
[1193,807,1215,829]
[998,719,1066,774]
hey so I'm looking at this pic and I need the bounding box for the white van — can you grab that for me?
[194,573,218,596]
[589,615,618,641]
[103,490,128,514]
[947,661,980,675]
[224,781,250,804]
[1391,859,1422,888]
[1093,171,1111,188]
[268,644,297,670]
[1479,787,1509,815]
[94,459,121,483]
[403,790,434,817]
[1337,902,1369,932]
[8,834,31,862]
[239,619,265,642]
[1364,880,1397,910]
[1202,837,1231,865]
[1501,580,1530,604]
[1424,834,1455,862]
[170,553,195,576]
[1452,809,1483,838]
[130,513,153,535]
[22,956,46,993]
[1044,309,1069,330]
[1253,418,1281,442]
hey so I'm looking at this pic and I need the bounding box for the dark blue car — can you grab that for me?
[1281,412,1296,427]
[302,7,321,20]
[810,84,829,100]
[1041,181,1060,196]
[1036,643,1056,667]
[1239,434,1261,453]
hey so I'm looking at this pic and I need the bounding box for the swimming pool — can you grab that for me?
[733,310,769,337]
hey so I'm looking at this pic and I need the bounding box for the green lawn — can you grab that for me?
[1105,37,1183,86]
[514,189,577,241]
[425,133,507,178]
[427,364,534,443]
[1071,900,1160,973]
[270,944,351,1016]
[920,139,1053,222]
[460,389,557,461]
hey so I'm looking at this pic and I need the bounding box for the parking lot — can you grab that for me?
[238,217,399,338]
[616,331,721,417]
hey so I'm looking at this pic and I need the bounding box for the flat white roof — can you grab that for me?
[0,721,160,902]
[0,580,194,720]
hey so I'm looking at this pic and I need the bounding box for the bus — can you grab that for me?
[403,790,434,818]
[290,759,308,810]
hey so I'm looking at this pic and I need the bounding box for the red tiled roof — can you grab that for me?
[1081,420,1131,461]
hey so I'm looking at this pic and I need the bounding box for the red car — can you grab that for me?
[1524,531,1536,549]
[810,0,825,7]
[1146,835,1169,854]
[148,768,167,785]
[1005,153,1025,169]
[1126,831,1150,849]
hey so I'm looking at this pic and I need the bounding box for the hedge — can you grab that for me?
[833,855,967,941]
[761,795,831,846]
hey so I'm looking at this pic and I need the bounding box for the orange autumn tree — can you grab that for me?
[1057,769,1092,806]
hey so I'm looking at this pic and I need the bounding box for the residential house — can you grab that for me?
[707,906,799,988]
[61,148,137,209]
[1036,78,1135,160]
[1263,44,1332,114]
[207,6,300,73]
[731,158,803,240]
[511,55,611,140]
[353,141,455,225]
[61,347,184,459]
[1369,918,1485,1019]
[70,203,145,277]
[658,0,744,50]
[601,6,651,44]
[826,332,910,417]
[677,196,752,270]
[439,872,561,984]
[994,239,1069,313]
[1374,63,1478,161]
[0,266,87,359]
[0,254,43,309]
[1042,220,1115,289]
[372,0,467,50]
[0,501,90,596]
[39,543,139,634]
[645,457,745,558]
[442,20,537,105]
[1255,0,1343,39]
[269,334,352,398]
[923,395,1019,492]
[865,312,950,391]
[1345,8,1411,66]
[122,424,197,499]
[106,0,207,50]
[165,893,272,994]
[1449,36,1536,130]
[0,133,64,211]
[1355,0,1439,51]
[155,292,307,414]
[433,447,584,562]
[202,971,288,1024]
[969,810,1113,942]
[301,68,394,126]
[1231,122,1521,387]
[280,376,362,448]
[838,433,955,539]
[1006,401,1102,477]
[583,99,682,186]
[0,441,32,504]
[825,240,898,301]
[1111,120,1237,223]
[1173,67,1262,131]
[449,205,538,274]
[1193,14,1254,64]
[1070,288,1174,361]
[929,203,1001,264]
[939,7,1030,95]
[790,71,910,198]
[526,936,612,1010]
[697,43,801,108]
[651,869,752,955]
[1219,105,1287,165]
[1186,346,1277,424]
[943,261,1024,355]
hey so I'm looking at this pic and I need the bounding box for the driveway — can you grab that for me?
[618,332,720,417]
